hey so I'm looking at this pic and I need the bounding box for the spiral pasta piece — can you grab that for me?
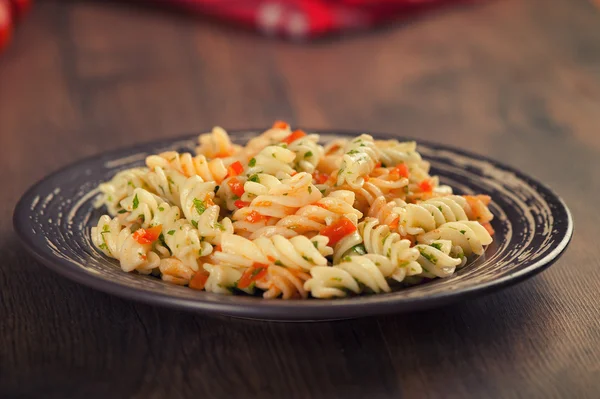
[196,126,243,160]
[94,167,152,216]
[255,265,311,299]
[202,263,253,295]
[417,221,493,256]
[146,151,228,183]
[211,233,332,271]
[395,195,475,236]
[91,215,161,274]
[335,134,380,188]
[414,240,463,278]
[246,145,296,177]
[145,166,188,207]
[316,139,347,174]
[288,134,324,173]
[358,218,422,281]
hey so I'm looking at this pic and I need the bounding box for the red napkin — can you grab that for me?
[163,0,474,39]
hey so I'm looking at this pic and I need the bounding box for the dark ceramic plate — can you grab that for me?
[13,130,573,321]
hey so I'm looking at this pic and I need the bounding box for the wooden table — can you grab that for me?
[1,0,599,397]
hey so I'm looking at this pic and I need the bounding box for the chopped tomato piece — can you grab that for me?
[389,217,399,230]
[319,217,357,247]
[267,255,276,263]
[326,144,341,155]
[272,120,289,130]
[234,200,251,208]
[238,263,269,289]
[214,245,222,252]
[282,129,306,145]
[375,162,382,168]
[419,180,433,192]
[189,271,210,290]
[482,222,495,236]
[227,161,244,177]
[363,175,370,182]
[215,148,234,158]
[227,177,245,197]
[132,225,162,245]
[313,170,329,184]
[390,164,410,180]
[245,210,267,223]
[0,2,12,52]
[464,194,492,206]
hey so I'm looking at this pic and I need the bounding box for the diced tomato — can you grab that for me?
[234,200,251,208]
[214,245,222,252]
[319,217,357,247]
[10,0,32,22]
[132,225,162,245]
[464,194,492,206]
[227,177,245,197]
[419,180,433,192]
[267,255,276,262]
[375,162,382,168]
[326,144,341,155]
[312,170,329,184]
[390,164,410,180]
[282,129,306,145]
[215,148,234,158]
[189,271,210,291]
[227,161,244,178]
[237,263,269,289]
[389,217,399,230]
[245,210,267,223]
[363,175,369,182]
[272,120,289,130]
[482,222,495,236]
[0,1,12,53]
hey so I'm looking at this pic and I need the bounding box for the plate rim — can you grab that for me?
[13,129,574,320]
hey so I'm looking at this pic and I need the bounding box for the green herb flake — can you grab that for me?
[460,230,466,235]
[430,242,443,251]
[132,194,139,210]
[102,224,110,233]
[167,230,175,235]
[302,255,315,264]
[191,220,199,229]
[117,209,127,214]
[351,244,367,255]
[193,198,207,215]
[308,186,312,194]
[312,241,319,249]
[304,151,313,159]
[347,149,360,155]
[251,267,265,278]
[248,174,260,183]
[248,158,256,167]
[214,185,220,194]
[342,256,352,262]
[158,206,165,212]
[419,249,438,264]
[331,277,343,282]
[274,260,283,266]
[98,243,109,251]
[272,153,276,158]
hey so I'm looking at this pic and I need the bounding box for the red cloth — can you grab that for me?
[160,0,474,39]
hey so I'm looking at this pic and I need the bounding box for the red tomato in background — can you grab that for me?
[10,0,32,22]
[0,1,12,52]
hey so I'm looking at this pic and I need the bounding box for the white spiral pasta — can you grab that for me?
[358,218,422,281]
[91,215,161,274]
[288,134,324,173]
[417,221,493,256]
[146,151,228,183]
[94,167,152,216]
[335,134,380,188]
[92,122,499,299]
[210,233,332,271]
[414,240,463,278]
[196,126,243,161]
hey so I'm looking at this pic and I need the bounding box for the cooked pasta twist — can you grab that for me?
[145,166,188,207]
[414,240,464,278]
[246,145,296,177]
[210,233,332,271]
[305,255,391,298]
[395,195,473,235]
[196,126,243,160]
[94,167,152,216]
[255,265,311,299]
[146,151,228,183]
[417,221,493,256]
[288,134,324,173]
[202,263,253,295]
[119,188,212,270]
[358,218,422,281]
[335,134,380,188]
[91,215,161,274]
[249,190,362,239]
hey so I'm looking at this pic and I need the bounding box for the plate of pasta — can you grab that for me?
[14,123,573,320]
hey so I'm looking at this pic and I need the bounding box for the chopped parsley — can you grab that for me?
[191,220,199,229]
[251,268,265,278]
[117,209,127,214]
[214,222,226,231]
[193,198,207,215]
[158,206,165,212]
[167,230,175,235]
[419,249,438,264]
[304,151,313,158]
[158,233,171,255]
[342,256,352,262]
[214,186,220,194]
[132,194,139,210]
[308,186,312,194]
[248,158,256,167]
[248,174,260,183]
[98,243,109,251]
[460,230,466,235]
[102,224,110,233]
[302,255,315,264]
[347,149,360,155]
[331,277,342,282]
[274,260,283,266]
[272,153,276,158]
[430,242,443,251]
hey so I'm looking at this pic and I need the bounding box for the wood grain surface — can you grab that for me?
[1,0,599,398]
